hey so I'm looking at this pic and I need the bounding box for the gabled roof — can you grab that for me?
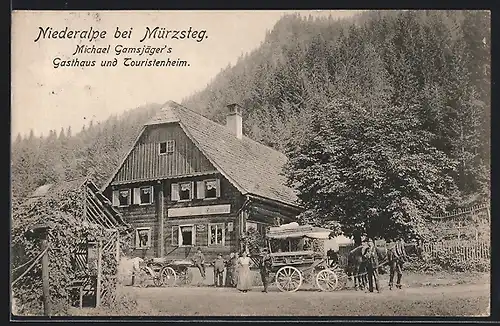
[103,101,299,208]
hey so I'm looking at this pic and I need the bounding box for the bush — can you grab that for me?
[12,187,119,316]
[406,250,490,274]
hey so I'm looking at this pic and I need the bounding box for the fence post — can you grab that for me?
[116,231,120,263]
[96,240,102,307]
[40,229,51,316]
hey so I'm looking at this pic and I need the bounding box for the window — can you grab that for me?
[208,223,225,246]
[196,179,221,200]
[179,225,195,247]
[159,140,175,155]
[171,182,194,201]
[112,189,131,207]
[246,220,267,235]
[135,227,151,249]
[179,183,192,200]
[138,186,153,205]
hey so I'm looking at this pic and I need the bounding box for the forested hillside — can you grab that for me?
[182,10,490,204]
[12,10,490,234]
[11,104,163,199]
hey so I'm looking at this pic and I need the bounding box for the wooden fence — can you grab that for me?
[421,240,490,262]
[336,239,490,267]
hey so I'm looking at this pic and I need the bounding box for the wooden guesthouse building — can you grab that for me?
[102,101,301,261]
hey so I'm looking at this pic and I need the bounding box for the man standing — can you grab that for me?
[363,238,380,293]
[327,247,339,269]
[259,248,272,293]
[390,237,408,290]
[225,253,235,287]
[213,254,225,287]
[192,247,206,280]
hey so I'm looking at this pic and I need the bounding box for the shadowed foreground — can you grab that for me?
[73,282,489,317]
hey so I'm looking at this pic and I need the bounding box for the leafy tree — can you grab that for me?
[284,98,458,240]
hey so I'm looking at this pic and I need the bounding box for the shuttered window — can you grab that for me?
[171,182,194,202]
[136,186,154,205]
[195,179,221,200]
[112,189,131,207]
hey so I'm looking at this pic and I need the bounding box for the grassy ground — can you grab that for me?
[70,271,490,317]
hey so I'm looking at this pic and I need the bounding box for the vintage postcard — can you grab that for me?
[11,10,491,318]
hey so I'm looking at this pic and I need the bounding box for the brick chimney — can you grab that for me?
[226,103,243,139]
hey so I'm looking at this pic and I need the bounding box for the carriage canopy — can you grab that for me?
[267,222,332,240]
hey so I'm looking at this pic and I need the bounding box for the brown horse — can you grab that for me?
[345,245,368,290]
[346,244,388,290]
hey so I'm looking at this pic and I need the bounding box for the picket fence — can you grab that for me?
[336,239,490,267]
[421,240,490,262]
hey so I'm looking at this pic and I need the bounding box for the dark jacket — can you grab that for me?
[192,252,205,265]
[214,257,225,272]
[259,253,272,274]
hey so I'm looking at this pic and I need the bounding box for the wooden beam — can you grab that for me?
[158,184,165,257]
[250,205,288,221]
[86,200,113,230]
[40,231,51,316]
[87,194,116,229]
[83,186,88,223]
[116,231,120,262]
[96,240,102,307]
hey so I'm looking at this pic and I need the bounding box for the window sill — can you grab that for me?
[203,197,218,201]
[118,205,130,208]
[208,244,226,247]
[135,247,151,250]
[177,199,192,203]
[179,245,195,248]
[138,203,153,206]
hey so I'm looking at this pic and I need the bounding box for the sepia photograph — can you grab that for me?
[10,9,490,319]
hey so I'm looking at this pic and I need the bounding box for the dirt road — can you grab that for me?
[120,282,490,317]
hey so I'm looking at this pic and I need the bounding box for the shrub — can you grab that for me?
[407,249,491,274]
[11,186,120,316]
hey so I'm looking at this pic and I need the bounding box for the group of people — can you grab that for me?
[191,247,273,293]
[351,237,408,293]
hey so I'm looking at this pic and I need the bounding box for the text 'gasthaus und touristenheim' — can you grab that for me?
[33,26,208,69]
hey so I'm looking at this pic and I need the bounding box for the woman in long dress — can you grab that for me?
[236,251,252,292]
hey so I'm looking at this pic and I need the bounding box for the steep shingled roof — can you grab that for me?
[152,101,299,206]
[105,101,299,207]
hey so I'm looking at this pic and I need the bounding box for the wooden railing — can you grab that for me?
[421,239,490,261]
[336,239,490,268]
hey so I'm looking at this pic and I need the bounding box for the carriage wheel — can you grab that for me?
[315,269,339,292]
[160,267,177,287]
[180,268,193,285]
[275,266,303,292]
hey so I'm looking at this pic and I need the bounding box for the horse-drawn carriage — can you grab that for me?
[260,223,347,292]
[139,258,194,287]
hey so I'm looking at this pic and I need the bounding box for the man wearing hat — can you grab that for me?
[192,247,206,280]
[363,238,380,293]
[259,247,272,293]
[388,236,408,290]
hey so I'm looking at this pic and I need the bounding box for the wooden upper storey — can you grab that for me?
[113,123,216,184]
